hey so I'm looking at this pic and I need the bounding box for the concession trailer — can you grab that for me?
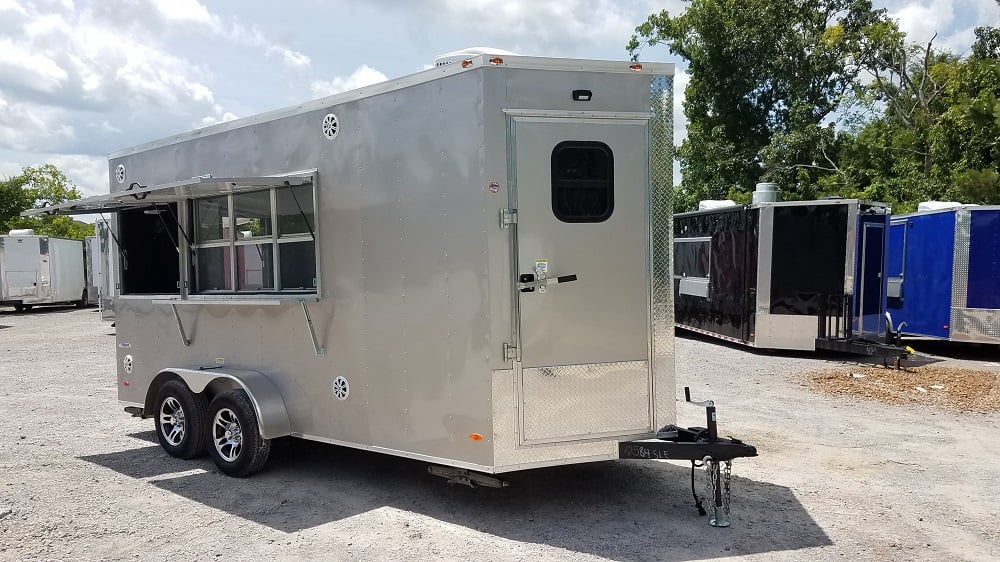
[0,230,87,312]
[887,205,1000,344]
[673,193,905,359]
[26,53,755,523]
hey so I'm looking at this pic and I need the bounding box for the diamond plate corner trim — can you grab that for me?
[950,210,971,335]
[491,370,616,470]
[518,361,651,444]
[650,74,676,430]
[844,202,859,293]
[950,309,1000,343]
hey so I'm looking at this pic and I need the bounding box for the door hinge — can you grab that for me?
[500,209,518,229]
[503,342,518,361]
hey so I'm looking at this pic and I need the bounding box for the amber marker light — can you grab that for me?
[469,433,484,441]
[629,63,643,71]
[488,57,504,65]
[461,59,474,68]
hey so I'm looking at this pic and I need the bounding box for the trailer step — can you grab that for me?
[427,466,508,489]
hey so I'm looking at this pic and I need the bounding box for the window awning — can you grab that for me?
[21,174,315,217]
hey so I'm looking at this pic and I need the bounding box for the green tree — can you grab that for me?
[629,0,891,210]
[837,27,1000,210]
[0,164,94,239]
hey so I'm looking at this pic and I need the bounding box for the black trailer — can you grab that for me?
[673,199,904,359]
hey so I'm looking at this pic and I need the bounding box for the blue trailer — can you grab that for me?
[887,206,1000,344]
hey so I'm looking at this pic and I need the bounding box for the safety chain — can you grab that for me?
[704,458,733,527]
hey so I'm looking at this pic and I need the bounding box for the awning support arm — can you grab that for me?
[289,185,316,241]
[300,299,324,356]
[98,212,128,271]
[170,304,192,347]
[152,204,180,254]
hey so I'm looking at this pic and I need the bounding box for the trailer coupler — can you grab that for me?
[814,337,910,367]
[619,388,757,527]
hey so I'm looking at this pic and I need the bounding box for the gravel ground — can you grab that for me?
[1,306,999,561]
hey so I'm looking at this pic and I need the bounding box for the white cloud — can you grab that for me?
[0,0,29,17]
[198,105,239,128]
[311,65,389,98]
[46,153,109,196]
[0,91,75,151]
[0,38,70,94]
[0,152,106,197]
[150,0,218,28]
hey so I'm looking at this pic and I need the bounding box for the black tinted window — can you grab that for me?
[551,141,614,222]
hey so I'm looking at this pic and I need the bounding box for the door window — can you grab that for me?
[551,141,614,223]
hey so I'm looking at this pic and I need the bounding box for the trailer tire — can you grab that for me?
[207,390,271,477]
[154,380,209,459]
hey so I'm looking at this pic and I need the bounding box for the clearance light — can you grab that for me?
[629,63,643,71]
[469,433,484,441]
[123,381,130,386]
[488,57,504,65]
[461,59,474,68]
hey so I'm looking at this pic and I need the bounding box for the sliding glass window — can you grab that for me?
[191,184,317,294]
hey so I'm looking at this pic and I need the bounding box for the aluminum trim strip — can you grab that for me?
[291,433,499,474]
[676,323,752,345]
[492,453,620,474]
[110,58,673,159]
[502,109,652,119]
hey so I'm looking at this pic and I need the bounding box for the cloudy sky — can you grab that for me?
[1,0,997,196]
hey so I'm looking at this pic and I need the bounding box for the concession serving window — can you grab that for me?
[23,174,318,298]
[673,236,711,298]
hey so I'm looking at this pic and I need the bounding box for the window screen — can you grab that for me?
[551,141,614,222]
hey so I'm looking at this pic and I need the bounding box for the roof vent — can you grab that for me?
[698,200,738,211]
[8,229,35,236]
[917,201,971,211]
[434,47,518,67]
[752,182,779,204]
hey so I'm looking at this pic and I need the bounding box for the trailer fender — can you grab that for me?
[146,368,291,439]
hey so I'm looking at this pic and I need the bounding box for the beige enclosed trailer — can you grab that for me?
[27,54,754,522]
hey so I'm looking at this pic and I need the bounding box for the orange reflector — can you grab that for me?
[469,433,484,441]
[749,333,754,338]
[629,63,642,71]
[489,57,504,65]
[461,59,474,68]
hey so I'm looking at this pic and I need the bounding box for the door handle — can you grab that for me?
[518,274,578,292]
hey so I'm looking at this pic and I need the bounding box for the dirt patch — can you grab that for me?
[808,365,1000,412]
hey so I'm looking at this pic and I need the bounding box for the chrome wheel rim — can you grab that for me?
[158,397,186,446]
[213,408,242,462]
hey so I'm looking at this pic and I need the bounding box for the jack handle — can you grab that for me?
[684,386,719,441]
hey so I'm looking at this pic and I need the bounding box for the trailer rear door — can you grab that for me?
[509,115,652,444]
[2,236,40,299]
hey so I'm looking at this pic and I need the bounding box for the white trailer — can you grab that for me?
[0,230,87,312]
[27,54,755,523]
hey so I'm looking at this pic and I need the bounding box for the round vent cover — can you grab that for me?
[115,164,126,184]
[332,376,350,400]
[122,354,134,374]
[321,113,340,140]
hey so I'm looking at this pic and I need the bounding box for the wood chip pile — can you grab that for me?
[809,365,1000,413]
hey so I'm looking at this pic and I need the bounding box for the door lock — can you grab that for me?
[518,273,578,292]
[519,273,535,293]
